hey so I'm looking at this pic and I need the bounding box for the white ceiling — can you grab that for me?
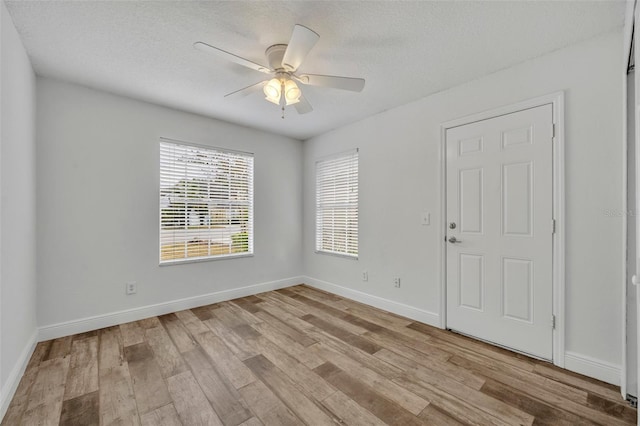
[5,1,626,140]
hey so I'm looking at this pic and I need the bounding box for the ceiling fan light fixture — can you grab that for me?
[284,79,301,105]
[264,78,281,104]
[198,24,365,116]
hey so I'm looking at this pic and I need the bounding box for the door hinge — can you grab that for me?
[552,123,556,138]
[552,219,556,234]
[551,315,556,329]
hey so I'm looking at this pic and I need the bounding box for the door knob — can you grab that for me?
[448,236,462,243]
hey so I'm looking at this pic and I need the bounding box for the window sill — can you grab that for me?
[159,253,254,266]
[314,250,358,260]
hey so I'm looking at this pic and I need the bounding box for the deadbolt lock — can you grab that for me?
[449,222,457,229]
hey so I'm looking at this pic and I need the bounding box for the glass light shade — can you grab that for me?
[283,79,301,105]
[264,78,281,105]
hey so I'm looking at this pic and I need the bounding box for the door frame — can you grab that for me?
[438,92,565,367]
[621,0,635,400]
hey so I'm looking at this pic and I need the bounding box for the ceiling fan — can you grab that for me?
[194,24,365,116]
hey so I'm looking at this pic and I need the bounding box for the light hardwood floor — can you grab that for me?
[2,285,636,425]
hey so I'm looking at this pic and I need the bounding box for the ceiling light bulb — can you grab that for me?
[264,78,281,105]
[284,79,301,105]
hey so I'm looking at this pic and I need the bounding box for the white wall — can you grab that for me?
[23,24,629,389]
[303,31,624,374]
[36,78,303,329]
[0,0,37,413]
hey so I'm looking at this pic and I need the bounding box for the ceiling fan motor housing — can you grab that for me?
[265,44,288,72]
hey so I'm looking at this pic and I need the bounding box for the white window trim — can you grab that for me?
[159,137,254,265]
[315,148,359,259]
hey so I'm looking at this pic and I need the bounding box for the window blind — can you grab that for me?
[315,150,358,257]
[159,140,253,263]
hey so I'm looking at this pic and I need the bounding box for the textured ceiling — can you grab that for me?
[5,1,626,140]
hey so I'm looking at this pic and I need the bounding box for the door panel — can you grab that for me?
[446,104,553,360]
[502,257,533,322]
[502,161,533,236]
[502,126,532,149]
[459,137,483,156]
[459,168,483,234]
[459,253,484,310]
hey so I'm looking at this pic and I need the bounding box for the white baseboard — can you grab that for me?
[34,274,622,389]
[302,276,440,327]
[38,276,303,341]
[564,351,621,386]
[303,277,622,387]
[0,330,37,422]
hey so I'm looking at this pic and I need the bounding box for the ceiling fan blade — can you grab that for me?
[282,25,320,72]
[296,73,365,92]
[294,94,313,114]
[194,42,272,74]
[224,81,267,99]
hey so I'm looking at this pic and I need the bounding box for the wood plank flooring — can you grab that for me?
[2,285,635,425]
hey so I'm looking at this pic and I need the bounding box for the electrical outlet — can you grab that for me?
[126,281,137,295]
[393,277,401,288]
[362,271,368,282]
[421,211,430,225]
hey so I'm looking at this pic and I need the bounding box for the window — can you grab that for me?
[315,149,358,257]
[159,139,253,264]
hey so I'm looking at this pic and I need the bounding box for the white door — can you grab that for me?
[446,104,554,360]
